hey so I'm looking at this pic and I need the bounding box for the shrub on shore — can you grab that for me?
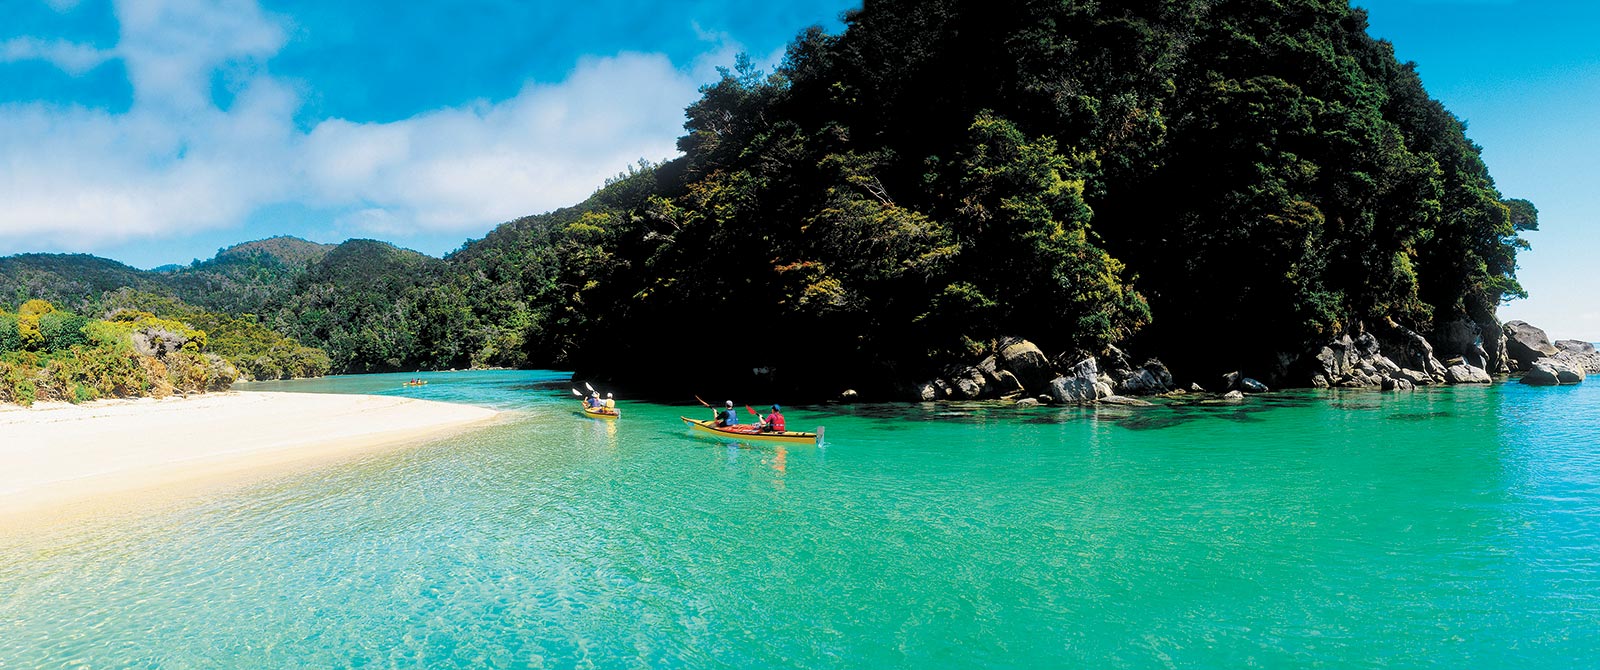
[0,299,240,406]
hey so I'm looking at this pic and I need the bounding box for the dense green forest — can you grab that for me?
[0,0,1535,398]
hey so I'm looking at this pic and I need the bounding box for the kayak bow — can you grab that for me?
[582,403,620,419]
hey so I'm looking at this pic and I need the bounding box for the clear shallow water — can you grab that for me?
[3,371,1599,668]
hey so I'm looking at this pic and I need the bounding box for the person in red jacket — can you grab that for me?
[759,404,785,433]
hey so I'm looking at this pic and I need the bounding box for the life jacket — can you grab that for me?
[768,411,784,432]
[719,409,737,425]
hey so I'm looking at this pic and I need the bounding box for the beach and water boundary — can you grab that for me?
[2,369,1598,666]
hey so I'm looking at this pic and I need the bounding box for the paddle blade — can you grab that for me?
[585,381,596,393]
[572,389,582,396]
[694,395,710,407]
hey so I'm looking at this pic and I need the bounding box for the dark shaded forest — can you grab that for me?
[1,0,1535,399]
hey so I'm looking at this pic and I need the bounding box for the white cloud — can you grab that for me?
[0,37,114,75]
[300,52,701,231]
[0,0,728,251]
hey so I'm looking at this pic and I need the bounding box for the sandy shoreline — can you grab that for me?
[0,391,500,527]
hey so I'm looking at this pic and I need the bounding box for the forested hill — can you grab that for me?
[505,0,1537,395]
[0,0,1537,398]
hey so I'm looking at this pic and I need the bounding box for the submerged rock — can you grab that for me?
[1099,395,1154,407]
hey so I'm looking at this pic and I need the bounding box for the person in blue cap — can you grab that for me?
[714,400,738,427]
[759,404,785,433]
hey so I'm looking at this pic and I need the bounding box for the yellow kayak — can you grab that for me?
[680,417,820,444]
[581,403,620,419]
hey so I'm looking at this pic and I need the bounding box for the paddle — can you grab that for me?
[585,381,597,394]
[746,404,763,426]
[571,389,583,396]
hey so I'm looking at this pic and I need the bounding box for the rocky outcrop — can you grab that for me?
[1376,324,1448,381]
[1503,320,1558,370]
[1553,340,1600,374]
[1238,377,1269,393]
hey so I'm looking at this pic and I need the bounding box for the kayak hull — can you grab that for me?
[582,404,620,419]
[681,417,818,444]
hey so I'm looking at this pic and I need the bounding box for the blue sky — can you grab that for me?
[1,0,1595,338]
[1357,0,1600,339]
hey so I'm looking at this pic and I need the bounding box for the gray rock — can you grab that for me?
[1555,340,1598,356]
[991,370,1024,398]
[1503,320,1559,370]
[1444,364,1492,384]
[1220,371,1241,391]
[1382,377,1415,391]
[914,382,938,401]
[1552,340,1600,374]
[1310,374,1330,389]
[1222,390,1244,400]
[1114,358,1175,396]
[1015,397,1041,408]
[1238,377,1269,393]
[1557,364,1587,384]
[1380,323,1449,378]
[1048,376,1100,404]
[1478,315,1512,373]
[1099,395,1154,407]
[839,389,860,402]
[948,366,988,400]
[1047,357,1110,405]
[1391,368,1431,386]
[998,339,1053,394]
[1520,362,1561,386]
[1189,382,1206,393]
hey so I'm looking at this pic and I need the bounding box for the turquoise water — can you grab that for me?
[3,370,1599,667]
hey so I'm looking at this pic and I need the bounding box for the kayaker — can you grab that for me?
[604,393,616,410]
[760,404,785,433]
[587,392,602,409]
[714,400,738,427]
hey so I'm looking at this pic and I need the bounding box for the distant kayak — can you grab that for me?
[403,381,428,387]
[680,417,820,444]
[582,404,620,419]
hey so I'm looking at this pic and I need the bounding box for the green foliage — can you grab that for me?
[38,311,90,351]
[0,313,20,353]
[0,0,1536,392]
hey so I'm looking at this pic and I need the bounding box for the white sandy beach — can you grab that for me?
[0,391,499,526]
